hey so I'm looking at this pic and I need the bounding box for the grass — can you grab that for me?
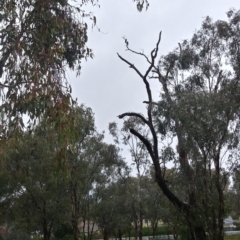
[225,235,240,240]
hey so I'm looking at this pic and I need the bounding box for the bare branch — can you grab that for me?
[178,42,182,56]
[149,76,159,79]
[129,128,155,161]
[214,70,223,93]
[118,31,188,214]
[117,53,144,79]
[144,32,162,79]
[118,112,149,125]
[0,83,11,88]
[127,47,152,65]
[143,101,158,106]
[130,126,187,211]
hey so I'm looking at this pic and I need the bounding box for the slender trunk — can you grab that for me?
[151,220,157,237]
[134,220,138,240]
[42,201,52,240]
[43,226,51,240]
[194,226,207,240]
[42,219,51,240]
[83,218,86,240]
[118,229,122,240]
[213,152,224,240]
[173,233,178,240]
[172,225,178,240]
[89,222,95,240]
[71,205,79,240]
[72,218,79,240]
[138,208,143,240]
[87,219,90,240]
[103,229,108,240]
[71,184,80,240]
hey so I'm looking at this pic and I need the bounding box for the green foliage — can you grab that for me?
[54,223,73,240]
[117,8,240,240]
[0,0,97,135]
[0,0,152,133]
[6,228,31,240]
[2,124,71,237]
[0,0,100,169]
[141,226,171,236]
[154,8,240,226]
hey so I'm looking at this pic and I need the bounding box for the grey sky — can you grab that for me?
[70,0,239,144]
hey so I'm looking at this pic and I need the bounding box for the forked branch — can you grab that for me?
[117,32,187,212]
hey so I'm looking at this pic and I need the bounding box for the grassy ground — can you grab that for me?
[225,235,240,240]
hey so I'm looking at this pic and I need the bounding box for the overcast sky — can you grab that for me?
[69,0,239,145]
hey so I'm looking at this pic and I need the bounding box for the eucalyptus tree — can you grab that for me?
[0,0,96,131]
[63,105,126,240]
[2,122,70,240]
[0,0,98,170]
[69,139,125,240]
[92,168,134,240]
[109,120,151,240]
[0,0,150,126]
[93,177,130,240]
[0,0,150,165]
[117,9,240,240]
[1,104,125,240]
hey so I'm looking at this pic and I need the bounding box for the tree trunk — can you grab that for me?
[43,227,51,240]
[215,152,224,240]
[151,220,157,237]
[103,229,108,240]
[194,226,207,240]
[118,229,122,240]
[42,220,51,240]
[134,220,138,240]
[89,221,95,240]
[82,218,86,240]
[72,218,79,240]
[71,184,80,240]
[42,202,52,240]
[138,208,143,240]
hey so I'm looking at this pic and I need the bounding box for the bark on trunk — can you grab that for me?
[118,229,122,240]
[72,218,79,240]
[194,226,207,240]
[42,221,51,240]
[215,152,224,240]
[134,221,138,240]
[138,208,143,240]
[71,184,80,240]
[103,229,108,240]
[151,220,158,237]
[88,221,95,240]
[43,228,51,240]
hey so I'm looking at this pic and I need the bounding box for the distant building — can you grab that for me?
[224,216,236,231]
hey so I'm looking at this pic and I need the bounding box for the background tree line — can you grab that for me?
[0,102,239,240]
[0,103,183,240]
